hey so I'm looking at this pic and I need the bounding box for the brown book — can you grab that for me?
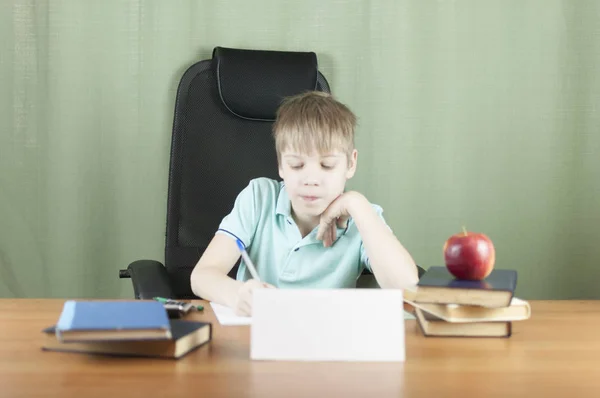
[415,308,512,337]
[408,297,530,323]
[42,320,211,359]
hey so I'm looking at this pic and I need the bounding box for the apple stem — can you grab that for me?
[462,225,467,236]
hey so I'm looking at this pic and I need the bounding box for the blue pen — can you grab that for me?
[236,239,262,282]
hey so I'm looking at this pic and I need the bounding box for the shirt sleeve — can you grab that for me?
[359,204,392,273]
[215,179,260,248]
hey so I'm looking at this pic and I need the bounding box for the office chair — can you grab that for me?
[119,46,424,299]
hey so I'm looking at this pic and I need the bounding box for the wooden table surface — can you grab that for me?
[0,299,599,398]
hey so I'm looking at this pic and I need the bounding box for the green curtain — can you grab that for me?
[1,0,598,299]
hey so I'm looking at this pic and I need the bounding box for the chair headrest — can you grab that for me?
[213,47,318,121]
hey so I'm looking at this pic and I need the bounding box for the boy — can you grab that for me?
[190,91,418,316]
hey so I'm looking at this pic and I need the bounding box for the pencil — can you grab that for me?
[235,239,261,282]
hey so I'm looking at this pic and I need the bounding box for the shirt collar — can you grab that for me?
[275,182,292,217]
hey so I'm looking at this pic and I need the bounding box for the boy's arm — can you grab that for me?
[190,234,245,308]
[317,192,419,289]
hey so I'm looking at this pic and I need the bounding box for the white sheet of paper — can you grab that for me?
[210,302,251,325]
[210,298,414,326]
[251,289,407,362]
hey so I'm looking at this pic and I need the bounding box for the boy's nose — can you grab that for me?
[301,171,320,186]
[301,164,322,186]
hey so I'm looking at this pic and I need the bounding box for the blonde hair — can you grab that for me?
[272,91,356,163]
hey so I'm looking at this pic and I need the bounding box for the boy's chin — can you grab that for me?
[293,203,328,218]
[297,207,324,218]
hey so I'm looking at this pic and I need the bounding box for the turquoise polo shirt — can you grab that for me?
[216,177,389,288]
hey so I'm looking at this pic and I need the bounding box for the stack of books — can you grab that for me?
[42,300,212,359]
[405,266,530,337]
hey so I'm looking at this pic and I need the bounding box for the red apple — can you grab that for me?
[443,228,495,280]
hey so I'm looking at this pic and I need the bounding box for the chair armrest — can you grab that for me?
[360,265,426,278]
[357,265,426,289]
[119,260,175,300]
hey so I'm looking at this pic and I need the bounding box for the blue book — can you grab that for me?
[415,266,517,308]
[56,301,172,342]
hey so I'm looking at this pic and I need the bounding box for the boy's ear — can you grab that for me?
[346,149,358,179]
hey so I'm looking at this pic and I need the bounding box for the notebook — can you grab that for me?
[43,320,211,359]
[413,266,517,308]
[55,300,172,342]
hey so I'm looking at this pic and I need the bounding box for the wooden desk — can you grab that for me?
[0,299,598,398]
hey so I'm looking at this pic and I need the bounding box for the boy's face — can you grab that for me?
[278,148,358,220]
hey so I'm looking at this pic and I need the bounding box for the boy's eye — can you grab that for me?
[289,164,303,170]
[321,163,335,170]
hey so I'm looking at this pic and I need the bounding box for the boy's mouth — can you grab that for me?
[300,195,319,202]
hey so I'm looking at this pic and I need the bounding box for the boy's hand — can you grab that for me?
[234,279,275,316]
[317,191,365,247]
